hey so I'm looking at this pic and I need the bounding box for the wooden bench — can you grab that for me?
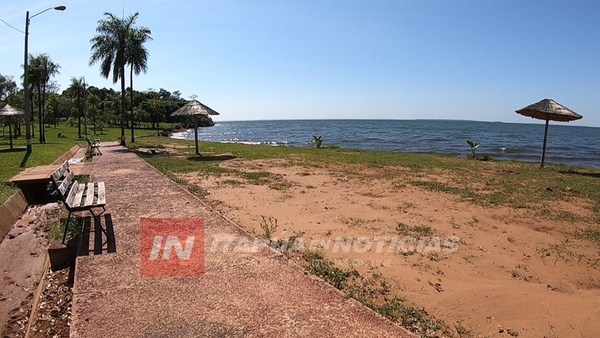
[51,161,106,243]
[86,137,102,156]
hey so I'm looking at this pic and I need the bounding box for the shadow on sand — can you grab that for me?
[187,154,237,162]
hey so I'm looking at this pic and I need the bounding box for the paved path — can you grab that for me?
[71,143,413,337]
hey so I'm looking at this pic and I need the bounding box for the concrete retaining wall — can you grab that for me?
[0,191,28,241]
[0,144,82,243]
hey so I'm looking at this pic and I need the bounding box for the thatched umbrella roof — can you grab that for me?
[170,100,220,155]
[170,100,220,117]
[0,104,25,117]
[515,98,583,168]
[0,104,24,150]
[516,98,582,122]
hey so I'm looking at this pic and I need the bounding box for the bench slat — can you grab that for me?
[58,172,74,197]
[84,183,95,206]
[65,180,80,208]
[51,162,68,182]
[96,182,106,205]
[73,183,87,208]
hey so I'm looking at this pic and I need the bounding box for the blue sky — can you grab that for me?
[1,0,599,126]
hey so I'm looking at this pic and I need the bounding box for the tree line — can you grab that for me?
[0,11,214,145]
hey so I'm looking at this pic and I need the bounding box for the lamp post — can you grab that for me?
[23,5,66,153]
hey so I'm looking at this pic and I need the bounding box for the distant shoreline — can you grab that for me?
[209,118,599,128]
[170,119,600,168]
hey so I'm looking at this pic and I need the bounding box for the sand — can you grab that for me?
[177,158,600,337]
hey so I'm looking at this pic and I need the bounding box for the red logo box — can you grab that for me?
[140,218,205,277]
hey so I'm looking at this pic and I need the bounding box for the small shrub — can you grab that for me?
[466,139,480,158]
[259,216,278,241]
[271,231,303,253]
[303,250,356,289]
[396,223,434,236]
[310,135,324,149]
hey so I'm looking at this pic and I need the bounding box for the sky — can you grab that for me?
[1,0,599,126]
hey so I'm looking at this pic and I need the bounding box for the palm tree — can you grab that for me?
[25,54,41,139]
[40,55,60,143]
[67,77,85,138]
[127,24,152,143]
[89,12,144,146]
[86,93,100,134]
[26,54,60,143]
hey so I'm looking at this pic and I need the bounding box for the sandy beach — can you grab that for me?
[173,156,600,337]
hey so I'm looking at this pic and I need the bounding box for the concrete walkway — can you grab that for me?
[71,143,413,337]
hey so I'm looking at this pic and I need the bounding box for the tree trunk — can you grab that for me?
[120,66,126,146]
[77,92,82,139]
[41,82,46,143]
[37,84,43,143]
[130,66,135,144]
[30,92,35,138]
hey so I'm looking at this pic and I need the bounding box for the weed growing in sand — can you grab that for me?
[259,216,278,241]
[396,223,434,237]
[242,171,272,184]
[576,228,600,245]
[270,232,303,253]
[339,216,366,228]
[379,299,444,335]
[345,272,390,308]
[303,250,356,289]
[222,179,242,186]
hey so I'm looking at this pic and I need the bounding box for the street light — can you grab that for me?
[23,5,66,153]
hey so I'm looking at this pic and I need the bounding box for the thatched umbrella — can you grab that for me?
[516,98,582,168]
[0,104,25,150]
[170,100,220,155]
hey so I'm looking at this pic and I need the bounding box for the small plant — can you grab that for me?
[259,215,278,242]
[466,139,480,158]
[51,217,81,242]
[271,231,303,253]
[310,135,323,149]
[303,250,356,289]
[576,228,600,244]
[396,223,434,237]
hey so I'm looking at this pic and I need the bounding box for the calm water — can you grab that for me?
[171,120,600,168]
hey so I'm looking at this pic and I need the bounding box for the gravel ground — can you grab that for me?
[0,204,61,337]
[28,267,72,338]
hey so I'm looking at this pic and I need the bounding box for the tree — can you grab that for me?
[90,12,145,146]
[28,54,60,143]
[86,92,100,134]
[126,22,152,143]
[0,74,17,103]
[67,77,86,138]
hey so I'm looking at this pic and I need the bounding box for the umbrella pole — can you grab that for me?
[194,116,199,155]
[540,119,549,168]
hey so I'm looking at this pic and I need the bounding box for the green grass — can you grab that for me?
[136,135,600,225]
[0,124,159,204]
[302,250,356,289]
[576,228,600,244]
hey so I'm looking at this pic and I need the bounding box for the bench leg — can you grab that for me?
[90,207,107,236]
[62,211,73,244]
